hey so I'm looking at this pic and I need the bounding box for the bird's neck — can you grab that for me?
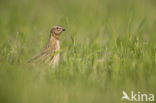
[46,33,60,50]
[52,33,59,40]
[48,35,59,45]
[47,34,59,48]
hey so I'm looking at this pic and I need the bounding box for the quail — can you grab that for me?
[28,25,65,66]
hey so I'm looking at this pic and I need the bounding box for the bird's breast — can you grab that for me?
[55,40,60,51]
[51,40,60,66]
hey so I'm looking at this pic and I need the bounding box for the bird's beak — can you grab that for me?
[62,28,66,31]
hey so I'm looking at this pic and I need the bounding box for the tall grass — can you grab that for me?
[0,0,156,103]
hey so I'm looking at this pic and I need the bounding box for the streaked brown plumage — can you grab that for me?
[28,25,65,66]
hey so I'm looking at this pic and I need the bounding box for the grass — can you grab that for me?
[0,0,156,103]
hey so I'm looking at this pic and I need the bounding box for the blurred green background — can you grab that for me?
[0,0,156,103]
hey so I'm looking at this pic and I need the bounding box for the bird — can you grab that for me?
[27,25,65,66]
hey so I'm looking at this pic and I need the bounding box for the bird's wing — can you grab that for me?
[27,48,53,63]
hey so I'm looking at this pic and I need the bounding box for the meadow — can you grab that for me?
[0,0,156,103]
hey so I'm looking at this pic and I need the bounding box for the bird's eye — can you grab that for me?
[56,27,59,29]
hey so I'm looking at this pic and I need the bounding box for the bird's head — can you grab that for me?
[51,25,65,35]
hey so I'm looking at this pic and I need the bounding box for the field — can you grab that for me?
[0,0,156,103]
